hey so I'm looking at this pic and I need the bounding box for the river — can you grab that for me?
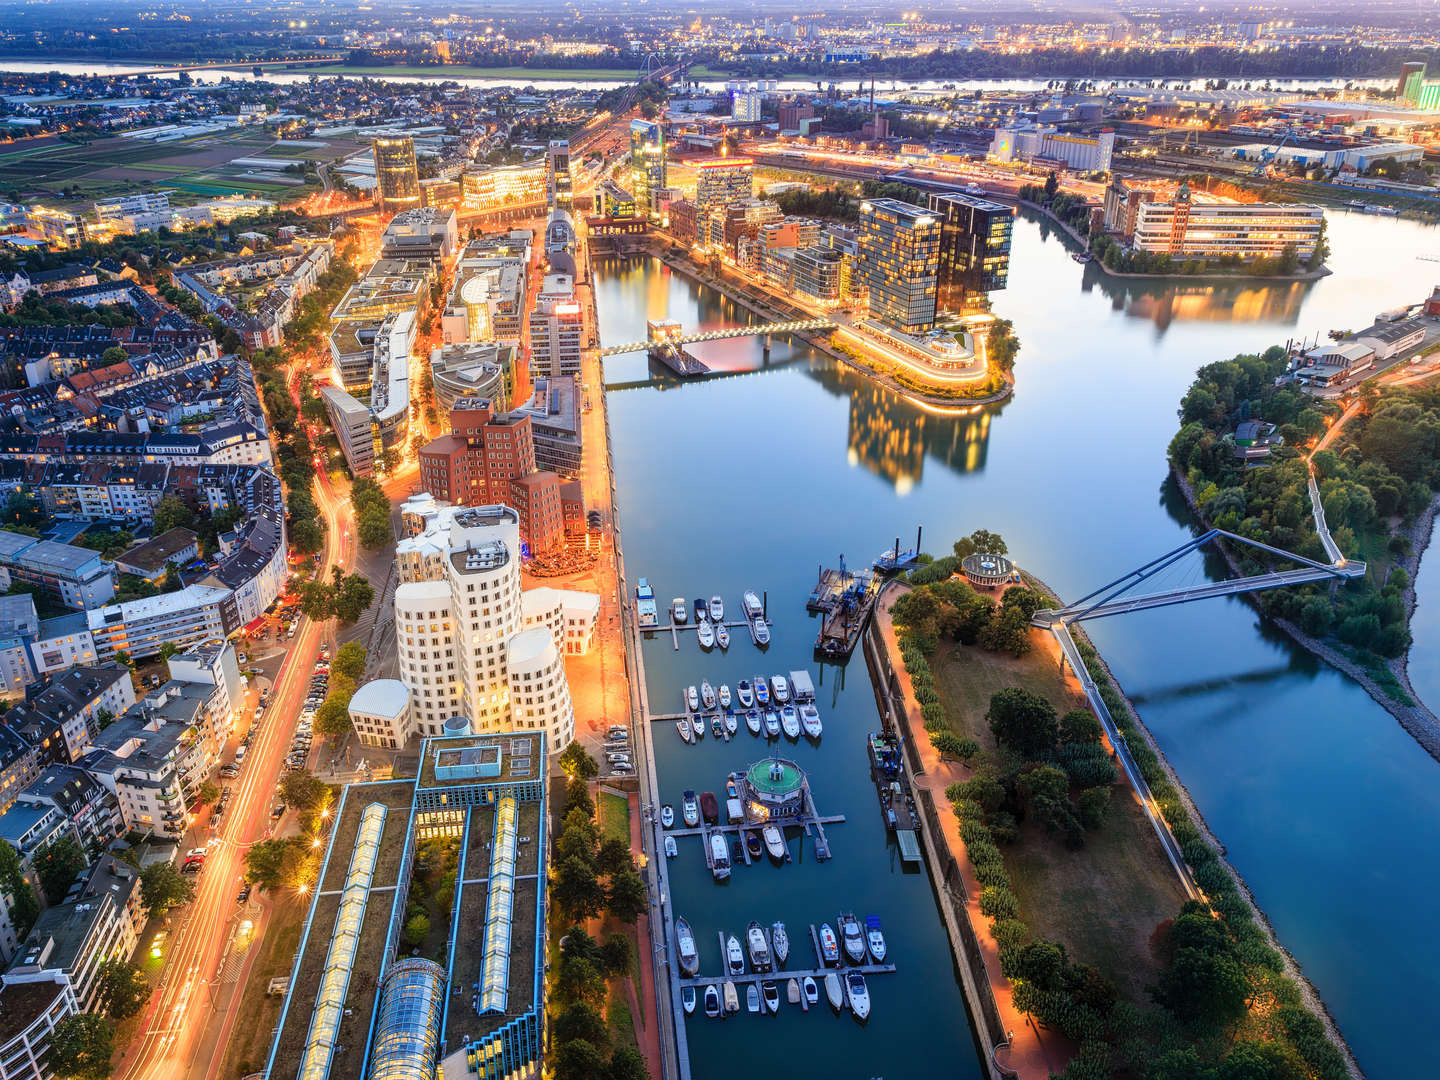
[594,208,1440,1080]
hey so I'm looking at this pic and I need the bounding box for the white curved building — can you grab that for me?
[394,581,461,738]
[505,627,575,750]
[347,678,413,749]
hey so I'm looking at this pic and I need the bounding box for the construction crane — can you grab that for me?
[1250,130,1294,177]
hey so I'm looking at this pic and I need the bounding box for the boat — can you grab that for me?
[712,717,724,739]
[745,832,763,859]
[664,836,678,858]
[715,622,730,649]
[693,713,705,740]
[762,981,780,1013]
[704,984,720,1017]
[747,922,770,970]
[726,935,745,975]
[635,579,658,627]
[736,680,755,708]
[1071,251,1093,264]
[672,598,688,625]
[780,706,800,739]
[846,972,870,1020]
[700,681,717,711]
[770,675,790,704]
[724,712,738,736]
[754,678,770,706]
[771,922,790,965]
[685,685,699,712]
[682,985,696,1014]
[838,913,866,963]
[676,917,699,976]
[800,704,822,738]
[746,983,760,1013]
[824,972,844,1009]
[711,834,732,880]
[723,981,739,1014]
[709,595,724,622]
[731,838,744,860]
[1348,199,1366,209]
[762,824,786,861]
[763,711,781,739]
[682,791,699,827]
[718,684,731,709]
[661,804,674,828]
[803,976,819,1006]
[865,915,886,961]
[700,791,719,824]
[677,717,694,744]
[753,618,770,645]
[819,923,840,965]
[697,619,715,649]
[726,779,739,799]
[694,599,707,623]
[1377,205,1400,216]
[745,709,762,735]
[742,590,763,618]
[787,978,800,1004]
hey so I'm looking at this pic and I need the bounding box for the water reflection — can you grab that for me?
[1084,271,1313,330]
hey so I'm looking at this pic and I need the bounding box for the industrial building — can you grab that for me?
[989,124,1116,172]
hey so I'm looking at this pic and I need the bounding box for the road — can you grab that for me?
[117,365,354,1080]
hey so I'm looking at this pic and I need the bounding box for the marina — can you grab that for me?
[636,585,773,649]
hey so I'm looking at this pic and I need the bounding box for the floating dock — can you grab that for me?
[867,732,922,865]
[811,561,884,661]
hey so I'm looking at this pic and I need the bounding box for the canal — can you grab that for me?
[595,209,1440,1080]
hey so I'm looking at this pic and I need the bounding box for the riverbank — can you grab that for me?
[1172,467,1440,762]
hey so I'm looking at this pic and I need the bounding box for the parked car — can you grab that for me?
[236,883,252,904]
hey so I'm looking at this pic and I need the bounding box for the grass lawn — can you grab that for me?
[607,986,638,1053]
[929,631,1085,749]
[219,894,306,1079]
[599,791,630,845]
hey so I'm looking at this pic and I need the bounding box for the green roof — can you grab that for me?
[746,758,804,796]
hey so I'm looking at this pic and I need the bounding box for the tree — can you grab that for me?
[47,1013,114,1080]
[332,574,375,622]
[1077,786,1111,830]
[565,776,594,819]
[0,841,38,938]
[606,867,647,923]
[551,1001,608,1047]
[553,856,606,921]
[297,579,334,621]
[100,346,128,367]
[313,694,353,737]
[930,731,979,763]
[35,837,89,904]
[358,508,392,549]
[608,1047,649,1080]
[158,641,178,662]
[244,837,317,892]
[1043,171,1059,199]
[196,780,221,805]
[279,771,329,813]
[1157,901,1251,1030]
[403,913,430,948]
[151,495,196,535]
[139,862,195,917]
[596,837,633,878]
[331,641,367,683]
[601,932,632,977]
[1059,709,1103,744]
[559,740,599,780]
[553,1039,608,1080]
[94,959,151,1020]
[1215,1040,1308,1080]
[114,650,133,669]
[987,687,1058,759]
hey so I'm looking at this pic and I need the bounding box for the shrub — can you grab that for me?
[979,885,1019,921]
[1077,786,1110,830]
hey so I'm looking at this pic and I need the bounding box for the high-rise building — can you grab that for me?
[529,274,583,378]
[731,91,762,122]
[928,192,1014,314]
[630,120,667,221]
[373,137,421,214]
[694,157,755,220]
[1399,62,1427,101]
[857,198,940,333]
[546,140,573,210]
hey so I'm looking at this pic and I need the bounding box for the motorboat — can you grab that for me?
[866,916,886,962]
[753,618,770,645]
[726,935,745,975]
[704,984,720,1017]
[672,598,688,625]
[771,675,790,705]
[718,684,732,709]
[636,579,658,628]
[787,978,800,1004]
[697,619,715,649]
[771,922,790,965]
[819,923,840,965]
[846,972,871,1020]
[677,717,694,744]
[664,836,678,858]
[743,590,763,618]
[824,972,844,1009]
[724,712,738,736]
[762,824,786,861]
[746,983,760,1014]
[693,712,705,740]
[747,922,770,970]
[682,791,700,828]
[685,686,699,712]
[711,716,724,739]
[763,711,781,739]
[745,832,763,860]
[682,985,696,1014]
[726,779,739,799]
[676,917,699,976]
[780,706,800,739]
[711,834,731,880]
[731,838,744,861]
[762,981,781,1013]
[723,981,739,1014]
[754,678,770,707]
[803,976,819,1006]
[745,709,762,735]
[661,804,674,828]
[700,791,720,824]
[838,913,866,964]
[799,704,822,738]
[1071,251,1093,264]
[736,680,755,708]
[715,622,730,649]
[709,595,725,622]
[700,681,717,711]
[694,599,707,623]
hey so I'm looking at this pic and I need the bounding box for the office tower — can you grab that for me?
[630,119,667,221]
[857,198,940,333]
[928,192,1015,314]
[731,91,762,122]
[529,274,583,378]
[373,137,421,214]
[693,157,755,219]
[547,139,573,210]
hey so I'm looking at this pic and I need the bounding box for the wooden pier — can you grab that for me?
[680,812,845,871]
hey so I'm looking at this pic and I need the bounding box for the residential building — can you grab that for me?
[731,91,762,123]
[26,614,96,681]
[546,140,573,210]
[13,766,122,854]
[374,137,422,214]
[320,384,376,477]
[928,191,1015,312]
[92,192,171,235]
[346,679,412,750]
[112,527,199,583]
[514,376,582,477]
[0,804,75,869]
[693,157,755,243]
[320,309,414,477]
[857,198,941,332]
[0,969,78,1080]
[0,597,37,699]
[630,120,667,221]
[3,665,133,765]
[529,274,582,379]
[84,584,231,664]
[0,728,40,819]
[792,247,845,304]
[989,124,1116,172]
[1131,186,1325,262]
[0,535,114,612]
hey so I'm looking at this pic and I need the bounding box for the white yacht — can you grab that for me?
[676,717,693,744]
[724,711,738,736]
[682,791,699,827]
[800,704,822,738]
[697,619,715,649]
[763,711,781,739]
[745,709,762,735]
[742,590,763,618]
[753,617,770,645]
[762,824,786,860]
[762,981,781,1013]
[660,805,674,829]
[704,985,720,1017]
[803,976,819,1007]
[676,917,699,976]
[747,922,770,970]
[736,680,755,708]
[866,916,886,961]
[718,684,731,709]
[700,681,717,711]
[664,836,678,858]
[711,834,731,880]
[682,985,696,1014]
[746,983,760,1014]
[771,921,789,965]
[770,675,790,704]
[685,685,699,712]
[838,913,866,964]
[672,598,688,624]
[780,706,800,739]
[715,622,730,649]
[846,972,870,1020]
[709,595,725,622]
[824,972,843,1009]
[726,934,745,975]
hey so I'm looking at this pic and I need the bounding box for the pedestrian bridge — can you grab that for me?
[598,317,838,357]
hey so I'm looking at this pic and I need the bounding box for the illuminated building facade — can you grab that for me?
[373,137,422,214]
[546,140,572,210]
[629,120,667,221]
[529,274,582,378]
[857,198,940,333]
[1132,186,1325,261]
[693,157,754,243]
[928,192,1014,313]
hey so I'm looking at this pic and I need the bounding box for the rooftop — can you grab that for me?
[348,679,409,721]
[744,757,805,797]
[115,527,199,574]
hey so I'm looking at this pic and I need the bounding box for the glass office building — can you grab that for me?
[928,192,1014,315]
[374,137,422,214]
[857,198,941,333]
[629,120,667,221]
[369,959,447,1080]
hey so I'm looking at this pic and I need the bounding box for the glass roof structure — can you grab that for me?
[369,958,446,1080]
[479,795,517,1013]
[296,802,386,1080]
